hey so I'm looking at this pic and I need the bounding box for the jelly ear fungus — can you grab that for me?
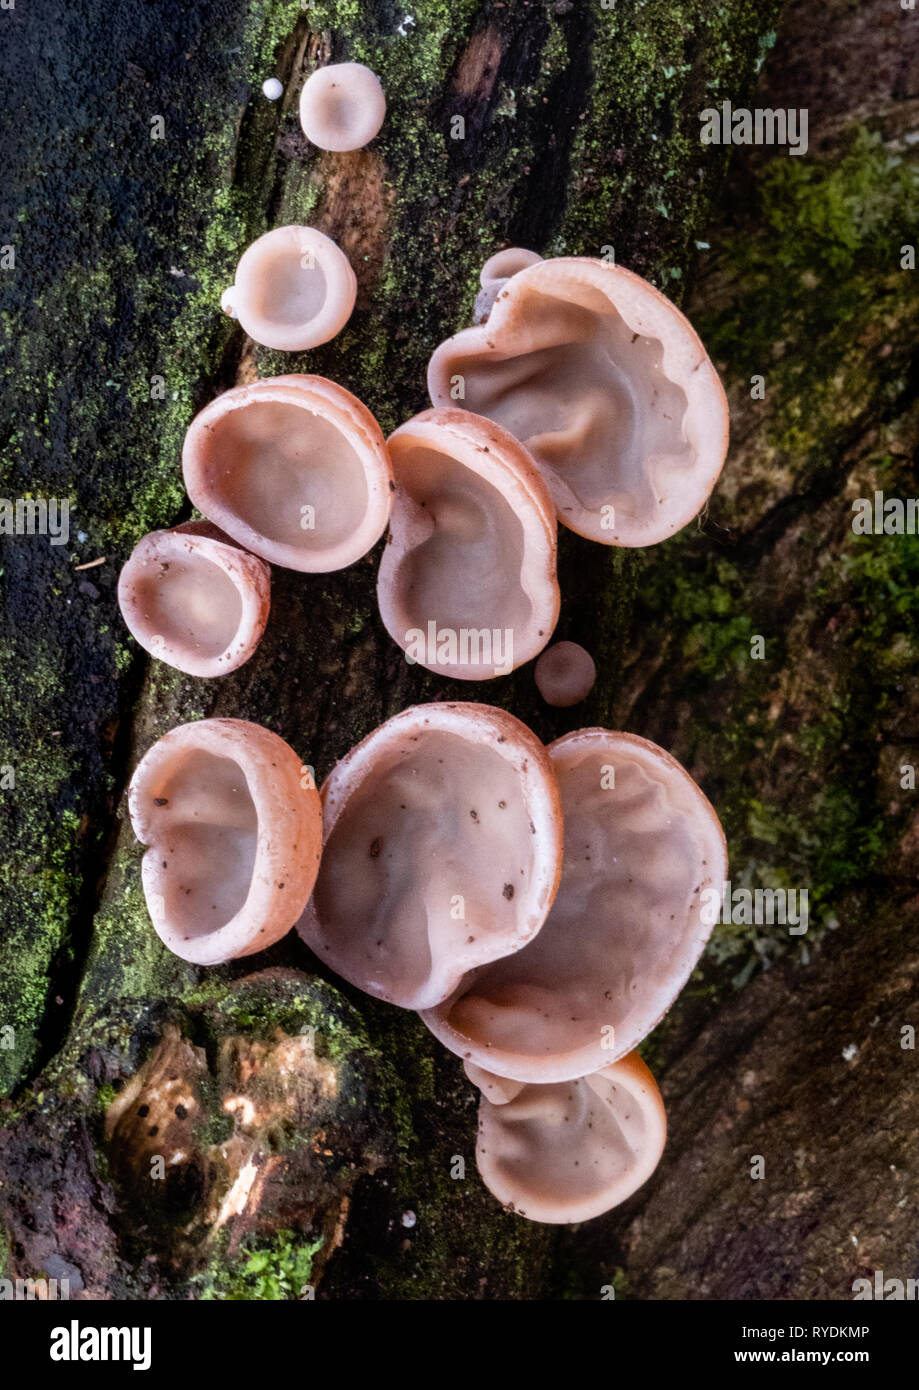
[129,718,321,966]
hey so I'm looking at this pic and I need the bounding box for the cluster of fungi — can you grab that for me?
[119,61,730,1224]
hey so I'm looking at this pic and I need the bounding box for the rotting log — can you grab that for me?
[18,0,913,1301]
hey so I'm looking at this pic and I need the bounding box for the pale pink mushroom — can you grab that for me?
[428,257,729,546]
[377,408,560,680]
[422,729,728,1082]
[182,374,393,573]
[468,1051,666,1223]
[222,225,357,351]
[129,718,321,966]
[534,640,596,707]
[296,703,563,1011]
[298,62,386,152]
[474,247,542,324]
[117,522,270,677]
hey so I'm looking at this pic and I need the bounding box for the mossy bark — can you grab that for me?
[19,0,919,1302]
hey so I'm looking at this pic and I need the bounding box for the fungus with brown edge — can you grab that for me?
[182,374,393,573]
[422,728,727,1082]
[117,521,271,677]
[534,640,596,707]
[428,256,729,546]
[222,225,357,351]
[298,62,386,152]
[467,1051,666,1223]
[129,718,321,965]
[296,702,563,1010]
[377,408,560,680]
[474,247,542,324]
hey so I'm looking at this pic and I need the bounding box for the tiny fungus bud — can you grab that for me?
[534,641,597,707]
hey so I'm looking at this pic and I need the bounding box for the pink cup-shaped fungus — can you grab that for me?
[468,1051,666,1223]
[474,247,542,324]
[298,62,386,152]
[296,703,563,1011]
[117,522,270,677]
[534,640,596,707]
[222,225,357,351]
[422,729,727,1083]
[182,374,393,573]
[428,256,729,546]
[129,718,321,966]
[377,408,560,680]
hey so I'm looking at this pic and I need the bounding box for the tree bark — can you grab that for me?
[7,0,914,1302]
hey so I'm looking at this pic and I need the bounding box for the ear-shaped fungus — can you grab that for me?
[422,729,727,1082]
[298,62,386,152]
[428,257,729,546]
[129,718,321,965]
[182,374,393,572]
[117,522,270,677]
[222,226,357,351]
[468,1051,666,1223]
[296,703,563,1010]
[474,248,542,324]
[534,640,596,707]
[377,408,559,679]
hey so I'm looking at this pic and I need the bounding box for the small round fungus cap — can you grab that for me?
[534,640,596,707]
[117,522,271,677]
[223,225,357,351]
[296,702,563,1010]
[129,718,322,966]
[469,1051,666,1223]
[377,408,560,680]
[299,62,386,152]
[474,248,542,324]
[428,256,729,546]
[182,374,393,572]
[422,729,727,1082]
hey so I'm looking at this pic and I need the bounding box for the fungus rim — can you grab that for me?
[296,701,564,1010]
[428,256,730,546]
[182,374,393,573]
[377,407,560,680]
[129,717,322,966]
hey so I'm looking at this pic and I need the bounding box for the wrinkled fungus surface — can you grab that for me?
[378,408,559,679]
[182,374,393,572]
[299,62,386,152]
[224,225,357,351]
[469,1051,666,1223]
[117,522,270,677]
[297,703,563,1010]
[429,257,728,545]
[129,718,321,965]
[422,729,728,1082]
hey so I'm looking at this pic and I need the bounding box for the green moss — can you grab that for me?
[633,127,919,992]
[194,1228,323,1300]
[557,0,782,285]
[704,125,919,466]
